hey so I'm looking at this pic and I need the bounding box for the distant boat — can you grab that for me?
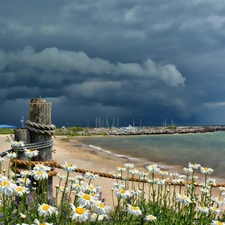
[0,124,17,128]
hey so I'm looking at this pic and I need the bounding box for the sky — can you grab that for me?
[1,0,225,128]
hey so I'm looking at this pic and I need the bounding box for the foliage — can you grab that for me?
[0,140,225,224]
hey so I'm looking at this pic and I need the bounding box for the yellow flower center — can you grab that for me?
[131,206,138,211]
[42,205,50,211]
[216,222,223,225]
[17,187,23,192]
[204,167,209,170]
[67,164,72,167]
[36,171,43,175]
[3,181,10,186]
[76,207,85,215]
[40,224,47,225]
[29,149,34,152]
[120,189,126,194]
[98,203,105,208]
[82,194,91,200]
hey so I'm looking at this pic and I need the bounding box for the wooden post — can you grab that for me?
[28,98,53,197]
[14,98,54,198]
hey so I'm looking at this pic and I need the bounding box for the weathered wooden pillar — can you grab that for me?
[28,98,54,197]
[14,98,55,198]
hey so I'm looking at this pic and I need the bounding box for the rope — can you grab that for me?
[26,120,55,136]
[10,159,225,187]
[11,139,54,151]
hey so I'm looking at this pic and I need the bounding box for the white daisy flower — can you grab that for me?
[159,170,168,176]
[0,177,17,196]
[57,173,66,180]
[197,205,209,213]
[59,186,68,193]
[211,220,225,225]
[32,170,48,181]
[124,163,134,169]
[33,164,51,172]
[116,188,131,199]
[200,167,214,174]
[70,204,89,222]
[85,172,98,180]
[176,193,191,205]
[33,218,53,225]
[0,157,4,163]
[212,197,225,206]
[127,204,142,216]
[6,151,17,159]
[38,203,58,217]
[20,170,31,178]
[78,193,95,207]
[210,207,221,214]
[24,148,39,158]
[90,213,105,222]
[93,200,111,215]
[17,177,31,186]
[183,167,193,174]
[11,141,24,148]
[146,164,160,173]
[61,162,77,172]
[131,189,142,196]
[188,162,201,170]
[15,186,29,196]
[129,169,139,175]
[117,166,126,172]
[145,214,157,221]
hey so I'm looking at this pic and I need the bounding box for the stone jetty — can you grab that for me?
[79,126,225,136]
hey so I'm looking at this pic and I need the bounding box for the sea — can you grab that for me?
[76,131,225,180]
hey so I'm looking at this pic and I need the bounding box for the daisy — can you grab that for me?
[159,170,168,176]
[6,151,17,159]
[188,162,201,170]
[11,141,25,148]
[211,220,225,225]
[57,173,66,180]
[0,157,4,163]
[145,214,157,221]
[146,164,160,173]
[33,218,53,225]
[17,177,31,186]
[38,203,58,217]
[70,204,89,222]
[197,205,209,213]
[200,167,214,174]
[124,163,134,169]
[15,186,29,196]
[0,177,17,196]
[78,193,95,207]
[129,169,139,175]
[116,188,131,199]
[33,164,51,172]
[61,162,77,172]
[20,170,31,178]
[176,193,191,205]
[117,166,126,172]
[90,213,105,222]
[32,170,48,181]
[93,200,111,215]
[210,207,221,214]
[85,172,98,180]
[212,197,225,206]
[127,204,142,216]
[183,167,193,174]
[24,148,39,158]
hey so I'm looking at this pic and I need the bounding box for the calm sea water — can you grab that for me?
[77,132,225,178]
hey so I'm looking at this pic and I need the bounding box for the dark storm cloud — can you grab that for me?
[1,0,225,126]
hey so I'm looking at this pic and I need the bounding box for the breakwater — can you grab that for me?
[79,126,225,135]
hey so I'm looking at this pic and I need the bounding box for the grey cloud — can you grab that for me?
[0,47,185,87]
